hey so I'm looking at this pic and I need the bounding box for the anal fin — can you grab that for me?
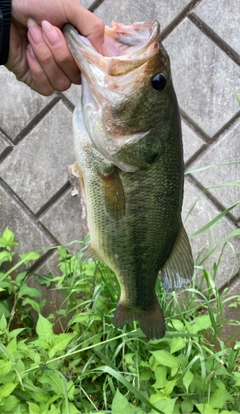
[160,224,194,292]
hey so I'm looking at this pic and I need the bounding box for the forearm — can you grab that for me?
[0,0,12,64]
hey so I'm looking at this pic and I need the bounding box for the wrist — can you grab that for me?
[0,0,12,64]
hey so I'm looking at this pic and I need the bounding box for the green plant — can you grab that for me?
[0,222,240,413]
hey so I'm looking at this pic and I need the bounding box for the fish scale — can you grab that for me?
[64,20,194,339]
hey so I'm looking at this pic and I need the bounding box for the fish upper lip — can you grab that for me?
[64,21,160,75]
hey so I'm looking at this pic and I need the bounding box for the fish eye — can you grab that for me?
[151,73,167,91]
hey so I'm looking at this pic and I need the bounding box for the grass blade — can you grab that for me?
[94,365,163,413]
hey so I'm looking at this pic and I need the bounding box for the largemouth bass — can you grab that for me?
[64,21,194,339]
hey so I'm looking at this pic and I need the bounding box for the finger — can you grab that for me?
[41,20,81,85]
[65,3,105,53]
[27,18,72,92]
[26,45,55,95]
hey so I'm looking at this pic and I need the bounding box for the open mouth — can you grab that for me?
[64,21,160,75]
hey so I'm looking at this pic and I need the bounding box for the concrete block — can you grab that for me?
[62,84,81,108]
[163,18,240,137]
[0,132,11,157]
[0,185,51,255]
[81,0,95,9]
[0,101,75,214]
[189,117,240,222]
[0,67,53,141]
[95,0,190,29]
[195,0,240,56]
[40,188,87,253]
[182,119,205,163]
[182,177,240,290]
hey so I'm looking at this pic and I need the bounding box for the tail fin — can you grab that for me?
[114,301,165,339]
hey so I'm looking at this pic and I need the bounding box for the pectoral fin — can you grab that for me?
[98,167,125,219]
[160,224,194,292]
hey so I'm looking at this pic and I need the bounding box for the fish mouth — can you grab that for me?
[64,21,160,75]
[64,21,162,172]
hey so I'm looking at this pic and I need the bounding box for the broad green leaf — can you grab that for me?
[0,344,23,389]
[149,395,177,414]
[39,371,64,396]
[0,251,12,265]
[0,228,18,249]
[209,387,232,409]
[196,403,218,414]
[170,319,185,332]
[19,251,40,266]
[7,337,17,356]
[112,389,145,414]
[14,272,27,286]
[8,328,25,340]
[49,333,76,359]
[169,337,185,354]
[27,402,41,414]
[0,302,11,318]
[61,403,79,414]
[21,297,41,313]
[153,366,168,389]
[151,350,181,369]
[0,395,19,412]
[186,314,212,334]
[233,372,240,386]
[0,361,12,376]
[181,398,194,414]
[183,370,194,393]
[220,411,240,414]
[0,383,16,398]
[18,284,42,298]
[163,378,178,395]
[0,314,7,331]
[209,381,233,409]
[36,314,54,343]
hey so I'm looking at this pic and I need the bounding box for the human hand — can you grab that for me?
[5,0,104,95]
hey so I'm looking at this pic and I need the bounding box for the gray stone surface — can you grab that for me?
[0,0,239,339]
[0,132,11,157]
[190,117,240,222]
[182,120,205,163]
[62,84,81,108]
[0,186,51,255]
[80,0,95,9]
[0,101,75,214]
[95,0,190,29]
[40,188,86,253]
[0,67,53,141]
[163,18,240,137]
[182,178,240,289]
[195,0,240,56]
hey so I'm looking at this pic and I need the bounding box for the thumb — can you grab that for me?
[66,3,104,52]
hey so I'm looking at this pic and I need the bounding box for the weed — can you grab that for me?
[0,222,239,413]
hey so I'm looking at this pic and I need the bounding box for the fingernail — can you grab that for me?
[27,18,43,45]
[42,20,62,46]
[27,44,36,60]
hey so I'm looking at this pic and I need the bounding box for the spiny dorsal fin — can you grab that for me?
[160,224,194,292]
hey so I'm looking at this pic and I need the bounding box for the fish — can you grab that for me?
[64,21,194,339]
